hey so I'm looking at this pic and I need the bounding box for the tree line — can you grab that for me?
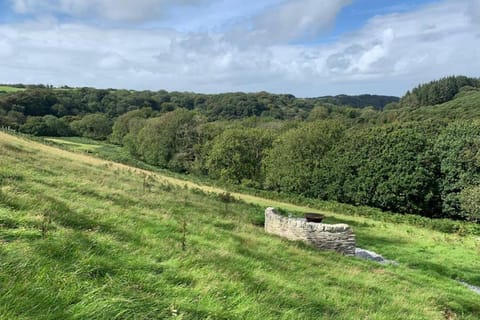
[0,86,397,134]
[1,76,479,222]
[110,108,480,222]
[400,76,480,107]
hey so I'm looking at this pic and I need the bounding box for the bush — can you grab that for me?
[459,186,480,222]
[70,113,112,140]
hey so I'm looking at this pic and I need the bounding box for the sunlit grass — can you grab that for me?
[0,132,479,319]
[0,86,24,93]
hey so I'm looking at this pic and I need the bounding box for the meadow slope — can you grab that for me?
[0,132,479,319]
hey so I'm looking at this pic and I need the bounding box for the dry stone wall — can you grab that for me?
[264,207,356,255]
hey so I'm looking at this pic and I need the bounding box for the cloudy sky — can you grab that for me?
[0,0,479,97]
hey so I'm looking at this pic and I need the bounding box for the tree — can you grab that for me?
[135,109,203,172]
[435,121,480,220]
[263,121,344,196]
[110,107,154,145]
[458,186,480,222]
[70,113,112,140]
[400,76,480,108]
[321,122,441,215]
[20,117,49,136]
[0,110,25,129]
[205,128,274,184]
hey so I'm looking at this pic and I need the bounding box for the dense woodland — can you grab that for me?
[1,76,480,222]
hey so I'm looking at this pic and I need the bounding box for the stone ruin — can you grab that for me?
[264,207,356,255]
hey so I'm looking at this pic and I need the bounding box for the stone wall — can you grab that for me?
[264,207,356,255]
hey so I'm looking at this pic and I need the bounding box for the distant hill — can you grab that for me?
[384,89,480,122]
[309,94,399,110]
[0,86,398,125]
[400,75,480,108]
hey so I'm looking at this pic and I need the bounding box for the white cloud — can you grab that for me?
[230,0,351,44]
[471,0,480,22]
[0,38,14,58]
[322,0,479,80]
[1,0,479,96]
[10,0,207,22]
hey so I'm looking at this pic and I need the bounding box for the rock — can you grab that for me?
[355,248,384,261]
[355,248,398,265]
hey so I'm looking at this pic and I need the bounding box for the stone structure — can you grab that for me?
[264,207,356,255]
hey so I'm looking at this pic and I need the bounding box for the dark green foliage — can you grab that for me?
[319,122,442,215]
[20,117,52,136]
[401,76,480,108]
[0,110,25,130]
[0,89,58,116]
[435,121,480,220]
[310,94,399,110]
[71,113,112,140]
[4,77,480,222]
[110,107,154,145]
[135,109,202,172]
[217,192,237,204]
[263,121,345,195]
[381,90,480,123]
[236,187,480,236]
[20,115,73,136]
[205,128,274,184]
[0,86,397,129]
[458,186,480,222]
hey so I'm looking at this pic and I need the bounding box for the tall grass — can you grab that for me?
[0,132,479,319]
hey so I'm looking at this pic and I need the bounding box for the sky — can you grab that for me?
[0,0,479,97]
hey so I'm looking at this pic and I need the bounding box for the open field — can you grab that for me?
[0,86,25,93]
[1,132,479,319]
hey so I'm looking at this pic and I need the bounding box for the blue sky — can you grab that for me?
[329,0,439,41]
[0,0,479,96]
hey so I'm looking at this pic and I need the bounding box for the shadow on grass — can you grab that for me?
[1,142,34,155]
[0,216,20,229]
[42,195,99,231]
[78,188,143,208]
[0,231,42,242]
[204,246,352,319]
[32,231,120,276]
[407,260,480,286]
[35,194,139,243]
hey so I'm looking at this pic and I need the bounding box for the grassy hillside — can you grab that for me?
[0,86,25,93]
[386,90,480,122]
[1,132,479,319]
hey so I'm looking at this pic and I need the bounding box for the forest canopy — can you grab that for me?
[1,76,480,221]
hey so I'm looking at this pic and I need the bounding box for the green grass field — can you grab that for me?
[0,86,25,93]
[1,132,479,319]
[43,136,166,173]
